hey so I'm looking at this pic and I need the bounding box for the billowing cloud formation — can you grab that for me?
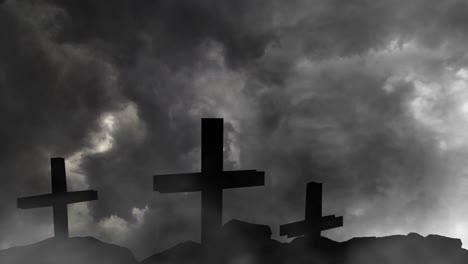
[2,0,468,259]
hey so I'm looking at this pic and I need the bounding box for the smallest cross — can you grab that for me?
[280,182,343,242]
[17,157,98,238]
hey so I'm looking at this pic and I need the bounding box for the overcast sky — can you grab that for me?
[2,0,468,259]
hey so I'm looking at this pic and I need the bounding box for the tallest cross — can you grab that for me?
[153,118,265,244]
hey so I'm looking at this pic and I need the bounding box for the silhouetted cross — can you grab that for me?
[280,182,343,241]
[17,158,98,238]
[153,118,265,244]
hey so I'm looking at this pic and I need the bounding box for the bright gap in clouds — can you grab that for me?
[300,38,468,248]
[66,111,118,190]
[94,115,116,153]
[403,66,468,247]
[67,102,144,187]
[65,102,147,239]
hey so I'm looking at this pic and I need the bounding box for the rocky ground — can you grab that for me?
[2,219,468,264]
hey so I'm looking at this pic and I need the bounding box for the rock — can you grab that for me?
[0,237,138,264]
[339,233,468,264]
[215,219,283,263]
[142,220,284,264]
[141,241,202,264]
[221,219,272,240]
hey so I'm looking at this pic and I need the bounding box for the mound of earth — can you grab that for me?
[0,236,138,264]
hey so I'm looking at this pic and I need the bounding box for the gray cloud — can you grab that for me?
[2,0,468,259]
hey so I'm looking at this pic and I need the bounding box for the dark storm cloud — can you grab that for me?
[3,0,468,260]
[0,0,124,246]
[0,0,277,256]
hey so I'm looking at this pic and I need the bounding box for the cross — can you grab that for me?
[280,182,343,242]
[17,157,98,238]
[153,118,265,244]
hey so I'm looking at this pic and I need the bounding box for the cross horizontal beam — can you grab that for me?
[318,215,343,232]
[17,190,98,209]
[222,170,265,189]
[153,173,203,193]
[153,170,264,193]
[279,215,343,238]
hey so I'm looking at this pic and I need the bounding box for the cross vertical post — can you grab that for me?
[51,158,69,238]
[305,182,322,240]
[201,118,224,244]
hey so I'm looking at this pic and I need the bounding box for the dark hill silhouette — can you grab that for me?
[143,220,468,264]
[285,233,468,264]
[142,241,202,264]
[0,237,138,264]
[142,219,284,264]
[2,220,468,264]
